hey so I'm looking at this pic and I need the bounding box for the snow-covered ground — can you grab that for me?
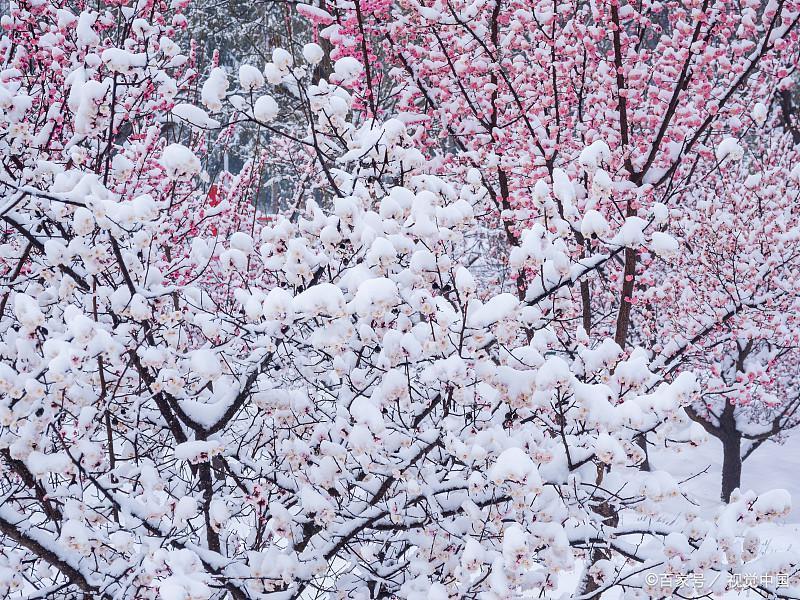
[553,434,800,598]
[652,432,800,521]
[661,434,800,598]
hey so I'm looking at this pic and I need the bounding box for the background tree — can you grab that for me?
[1,0,800,598]
[647,125,800,502]
[323,0,800,493]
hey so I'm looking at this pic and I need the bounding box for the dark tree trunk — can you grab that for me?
[719,399,742,503]
[579,495,619,600]
[635,433,651,471]
[720,429,742,503]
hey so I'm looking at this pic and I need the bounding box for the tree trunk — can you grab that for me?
[579,546,607,600]
[635,433,651,471]
[718,396,742,503]
[720,428,742,503]
[579,435,638,596]
[579,467,619,599]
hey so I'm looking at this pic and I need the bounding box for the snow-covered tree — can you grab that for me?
[1,0,800,598]
[647,126,800,502]
[318,0,800,495]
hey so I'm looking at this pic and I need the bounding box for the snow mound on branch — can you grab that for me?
[502,525,528,562]
[333,57,363,83]
[594,432,626,465]
[293,283,345,316]
[76,11,100,47]
[350,278,399,318]
[454,266,476,295]
[303,43,325,65]
[158,549,213,600]
[350,396,385,432]
[201,67,228,111]
[752,489,792,520]
[467,293,519,327]
[580,210,609,238]
[26,451,72,476]
[160,144,201,180]
[263,287,295,322]
[272,48,293,71]
[171,103,219,129]
[650,231,680,258]
[253,95,279,122]
[579,139,611,170]
[615,216,648,247]
[14,293,44,328]
[552,168,576,206]
[238,64,264,91]
[591,169,612,198]
[172,497,198,525]
[101,48,146,73]
[174,440,224,463]
[752,102,768,126]
[190,348,222,381]
[716,137,744,163]
[297,3,334,23]
[263,62,283,85]
[489,447,542,488]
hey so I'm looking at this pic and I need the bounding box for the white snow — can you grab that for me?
[13,293,44,328]
[615,216,648,246]
[296,3,334,23]
[238,64,264,91]
[333,57,363,83]
[349,396,385,432]
[171,103,220,129]
[350,277,399,318]
[292,283,345,316]
[650,202,670,225]
[253,95,279,122]
[302,43,325,65]
[650,231,680,258]
[173,496,198,525]
[716,137,745,163]
[580,209,610,238]
[174,440,224,462]
[752,489,792,520]
[594,432,626,465]
[26,451,72,476]
[230,232,254,254]
[502,524,528,562]
[263,62,283,85]
[263,287,295,322]
[201,67,228,111]
[190,348,223,380]
[160,144,201,180]
[591,168,612,198]
[467,293,519,327]
[579,139,611,170]
[112,153,134,177]
[272,48,293,71]
[454,266,476,295]
[552,168,576,205]
[76,11,99,47]
[101,48,146,73]
[489,447,542,489]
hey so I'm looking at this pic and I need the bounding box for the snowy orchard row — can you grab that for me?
[1,0,800,597]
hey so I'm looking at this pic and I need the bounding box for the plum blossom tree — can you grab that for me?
[320,0,800,494]
[1,0,800,599]
[646,124,800,502]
